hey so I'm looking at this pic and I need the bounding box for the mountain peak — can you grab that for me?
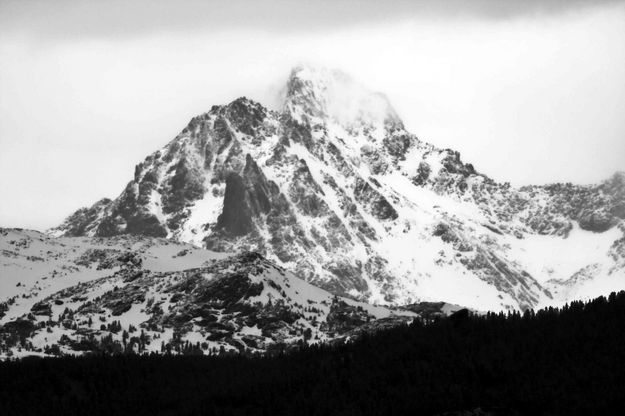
[283,65,403,130]
[48,65,625,312]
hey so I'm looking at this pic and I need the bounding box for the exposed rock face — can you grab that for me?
[49,65,625,311]
[353,177,398,221]
[578,210,617,233]
[217,173,258,236]
[54,198,112,237]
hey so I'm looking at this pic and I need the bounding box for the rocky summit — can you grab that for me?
[50,65,625,311]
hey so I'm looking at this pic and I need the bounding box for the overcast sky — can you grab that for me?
[1,0,625,230]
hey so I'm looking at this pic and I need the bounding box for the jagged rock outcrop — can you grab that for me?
[54,198,112,237]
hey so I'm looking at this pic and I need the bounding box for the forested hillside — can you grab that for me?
[2,292,625,415]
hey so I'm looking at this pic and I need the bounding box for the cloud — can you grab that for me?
[1,0,623,41]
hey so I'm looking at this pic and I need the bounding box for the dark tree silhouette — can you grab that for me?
[1,292,625,415]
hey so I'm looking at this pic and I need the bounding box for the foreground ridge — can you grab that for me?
[0,228,429,358]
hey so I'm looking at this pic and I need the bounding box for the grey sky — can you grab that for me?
[1,0,622,38]
[1,0,625,230]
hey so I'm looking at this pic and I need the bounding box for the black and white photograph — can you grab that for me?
[1,0,625,414]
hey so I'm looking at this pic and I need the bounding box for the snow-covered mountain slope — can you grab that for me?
[0,228,419,358]
[0,228,229,324]
[49,65,625,311]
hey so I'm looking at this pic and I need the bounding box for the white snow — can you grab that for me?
[507,224,622,284]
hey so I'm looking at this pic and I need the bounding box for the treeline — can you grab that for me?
[2,292,625,415]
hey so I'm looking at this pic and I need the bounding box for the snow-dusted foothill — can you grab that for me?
[0,228,419,358]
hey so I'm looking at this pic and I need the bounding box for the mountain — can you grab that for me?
[50,65,625,311]
[0,228,422,358]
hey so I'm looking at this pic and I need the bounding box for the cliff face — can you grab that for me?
[50,66,625,311]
